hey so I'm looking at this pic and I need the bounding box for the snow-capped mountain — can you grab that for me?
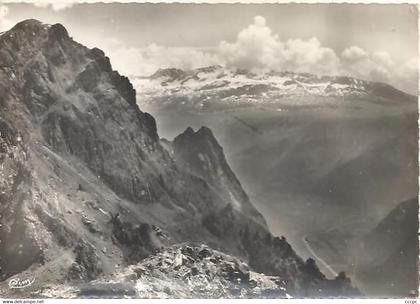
[134,65,415,111]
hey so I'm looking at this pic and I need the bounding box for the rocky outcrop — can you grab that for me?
[34,244,291,299]
[111,214,169,263]
[68,242,103,281]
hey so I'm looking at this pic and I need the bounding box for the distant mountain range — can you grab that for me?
[134,65,415,112]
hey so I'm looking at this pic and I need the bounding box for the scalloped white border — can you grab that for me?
[1,1,419,302]
[2,0,420,4]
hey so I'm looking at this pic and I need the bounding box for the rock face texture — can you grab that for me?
[0,20,358,298]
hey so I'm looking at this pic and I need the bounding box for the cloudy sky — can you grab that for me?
[0,2,418,93]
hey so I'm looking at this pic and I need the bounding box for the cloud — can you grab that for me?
[75,15,416,94]
[371,51,394,68]
[216,16,417,93]
[218,16,340,75]
[0,5,14,32]
[341,46,369,62]
[93,39,219,77]
[395,58,418,93]
[253,15,266,27]
[340,46,416,93]
[283,38,340,74]
[218,16,283,71]
[0,3,72,32]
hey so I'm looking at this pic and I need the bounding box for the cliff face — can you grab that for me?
[0,20,358,298]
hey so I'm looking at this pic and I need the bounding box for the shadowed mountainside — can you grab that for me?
[354,198,419,297]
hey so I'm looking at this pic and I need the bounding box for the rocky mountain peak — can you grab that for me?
[173,126,230,180]
[196,125,215,138]
[48,23,70,42]
[10,18,43,31]
[1,20,67,57]
[175,126,218,151]
[173,126,267,226]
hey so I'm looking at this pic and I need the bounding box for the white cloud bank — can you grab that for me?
[0,9,416,94]
[218,16,340,75]
[104,16,416,93]
[106,44,220,77]
[340,46,417,93]
[217,16,417,94]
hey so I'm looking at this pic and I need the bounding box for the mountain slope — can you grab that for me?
[0,20,358,298]
[354,198,419,297]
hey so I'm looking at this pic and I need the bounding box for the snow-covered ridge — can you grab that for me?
[135,65,366,97]
[134,65,414,110]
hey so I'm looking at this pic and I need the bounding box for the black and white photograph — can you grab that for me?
[0,1,418,300]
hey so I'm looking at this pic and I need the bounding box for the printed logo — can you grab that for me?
[8,277,35,289]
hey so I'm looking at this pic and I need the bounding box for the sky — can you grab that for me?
[0,2,418,94]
